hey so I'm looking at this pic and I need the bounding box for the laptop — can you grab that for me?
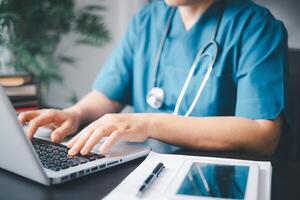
[0,86,151,185]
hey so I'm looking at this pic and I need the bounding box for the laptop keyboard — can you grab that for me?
[31,138,105,172]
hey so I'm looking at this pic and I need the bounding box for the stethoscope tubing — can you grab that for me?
[173,40,219,116]
[148,1,226,116]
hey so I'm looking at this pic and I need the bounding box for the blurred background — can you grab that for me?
[47,0,147,108]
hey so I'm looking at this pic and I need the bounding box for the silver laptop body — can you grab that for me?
[0,86,151,185]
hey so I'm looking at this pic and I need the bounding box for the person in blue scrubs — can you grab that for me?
[19,0,287,156]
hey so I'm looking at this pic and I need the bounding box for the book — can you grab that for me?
[15,106,39,113]
[0,71,40,112]
[8,95,38,102]
[0,75,32,87]
[4,84,38,96]
[0,71,32,87]
[12,100,39,108]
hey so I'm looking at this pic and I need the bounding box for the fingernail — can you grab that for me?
[51,135,60,143]
[99,146,106,154]
[68,148,76,155]
[66,141,71,147]
[81,148,87,155]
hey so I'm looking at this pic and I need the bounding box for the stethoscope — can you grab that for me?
[146,2,225,116]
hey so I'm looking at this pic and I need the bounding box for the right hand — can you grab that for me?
[18,109,81,143]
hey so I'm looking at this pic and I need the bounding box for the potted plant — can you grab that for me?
[0,0,110,104]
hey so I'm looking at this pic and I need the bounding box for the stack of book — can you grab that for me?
[0,71,40,113]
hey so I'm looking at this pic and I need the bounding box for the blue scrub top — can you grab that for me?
[93,0,287,120]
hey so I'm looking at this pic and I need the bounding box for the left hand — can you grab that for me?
[66,113,151,156]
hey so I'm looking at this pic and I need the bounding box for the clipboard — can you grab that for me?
[104,151,272,200]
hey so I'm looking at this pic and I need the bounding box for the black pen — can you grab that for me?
[136,162,165,197]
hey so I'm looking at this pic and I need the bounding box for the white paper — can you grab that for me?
[104,151,272,200]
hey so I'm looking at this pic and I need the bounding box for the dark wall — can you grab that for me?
[276,49,300,160]
[255,0,300,49]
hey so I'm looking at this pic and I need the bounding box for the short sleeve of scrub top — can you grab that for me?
[93,0,288,121]
[92,12,138,105]
[234,7,287,120]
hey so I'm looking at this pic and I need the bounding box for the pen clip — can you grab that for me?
[155,165,165,177]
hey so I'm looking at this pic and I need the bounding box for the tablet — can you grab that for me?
[165,159,259,200]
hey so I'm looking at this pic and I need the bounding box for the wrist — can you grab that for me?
[142,113,162,139]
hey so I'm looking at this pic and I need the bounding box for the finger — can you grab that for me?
[68,129,94,156]
[66,120,99,148]
[66,133,81,148]
[66,124,93,148]
[99,129,125,154]
[80,126,110,155]
[44,123,57,130]
[18,111,41,125]
[26,113,56,139]
[51,121,74,143]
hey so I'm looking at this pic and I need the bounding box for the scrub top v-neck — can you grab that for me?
[93,0,287,120]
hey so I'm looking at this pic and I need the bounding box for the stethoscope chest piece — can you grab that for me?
[147,87,165,109]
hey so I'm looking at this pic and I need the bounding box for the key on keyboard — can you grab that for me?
[31,138,105,172]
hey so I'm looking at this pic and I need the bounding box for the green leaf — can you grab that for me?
[57,55,75,64]
[68,91,78,104]
[82,5,105,12]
